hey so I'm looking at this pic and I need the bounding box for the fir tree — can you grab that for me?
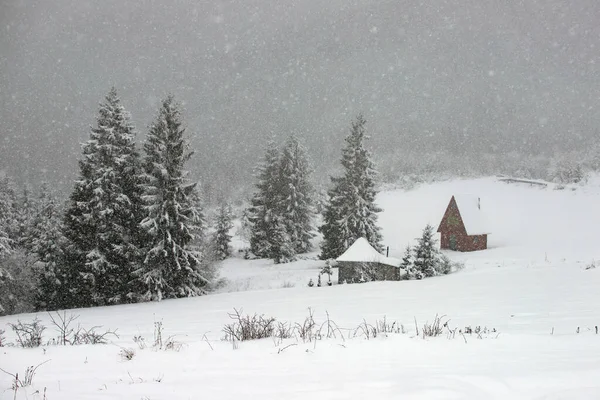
[413,224,439,278]
[400,245,413,280]
[278,135,315,254]
[0,175,18,242]
[30,183,69,310]
[62,88,145,307]
[268,214,295,264]
[137,95,211,301]
[247,140,284,259]
[319,114,383,259]
[212,202,234,261]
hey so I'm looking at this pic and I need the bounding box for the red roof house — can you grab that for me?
[437,195,489,252]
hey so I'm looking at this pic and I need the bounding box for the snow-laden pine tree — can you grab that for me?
[0,176,15,314]
[400,245,414,280]
[137,95,211,301]
[278,135,315,254]
[267,214,296,264]
[29,183,70,311]
[212,202,234,261]
[62,88,146,307]
[319,115,383,260]
[413,224,439,278]
[248,140,285,259]
[0,176,18,243]
[12,185,37,248]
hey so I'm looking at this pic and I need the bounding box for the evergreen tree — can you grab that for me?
[12,185,37,248]
[319,114,383,259]
[212,202,234,261]
[278,135,315,253]
[400,244,413,280]
[29,183,69,310]
[267,214,295,264]
[413,224,439,278]
[137,95,211,301]
[62,88,145,307]
[0,175,18,242]
[247,140,284,259]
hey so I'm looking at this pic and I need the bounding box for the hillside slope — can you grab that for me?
[2,176,600,399]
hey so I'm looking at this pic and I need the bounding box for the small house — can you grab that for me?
[437,195,489,252]
[336,238,402,283]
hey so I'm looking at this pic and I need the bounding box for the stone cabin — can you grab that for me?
[336,238,403,283]
[437,195,490,252]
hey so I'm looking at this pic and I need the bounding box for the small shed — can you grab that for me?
[437,195,489,252]
[336,238,402,283]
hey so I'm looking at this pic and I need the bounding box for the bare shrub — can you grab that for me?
[119,348,136,361]
[48,311,79,345]
[281,281,295,288]
[0,328,5,347]
[133,335,147,350]
[317,311,345,341]
[222,308,276,341]
[374,317,402,336]
[0,360,50,390]
[294,308,318,342]
[154,321,164,348]
[9,318,46,348]
[422,314,448,338]
[46,311,117,345]
[460,325,498,339]
[164,336,185,352]
[274,321,293,340]
[354,319,376,339]
[73,326,118,345]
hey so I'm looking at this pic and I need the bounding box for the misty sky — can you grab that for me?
[1,0,599,195]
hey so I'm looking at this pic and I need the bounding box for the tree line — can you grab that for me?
[0,89,221,314]
[245,114,383,263]
[1,89,388,315]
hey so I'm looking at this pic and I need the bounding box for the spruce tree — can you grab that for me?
[137,95,211,301]
[400,245,413,280]
[268,214,295,264]
[413,224,439,278]
[62,88,145,307]
[212,202,234,261]
[248,140,284,259]
[0,176,18,243]
[278,135,315,254]
[319,114,383,259]
[30,183,69,310]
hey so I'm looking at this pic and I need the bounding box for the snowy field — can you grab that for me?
[2,176,600,399]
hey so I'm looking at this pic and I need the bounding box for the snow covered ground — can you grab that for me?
[2,176,600,399]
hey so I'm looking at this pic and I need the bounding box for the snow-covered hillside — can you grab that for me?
[2,176,600,399]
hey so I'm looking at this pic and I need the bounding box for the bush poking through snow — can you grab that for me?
[353,317,404,339]
[0,359,50,391]
[421,314,449,338]
[133,335,147,350]
[295,308,318,342]
[222,308,276,342]
[0,328,5,347]
[119,347,136,361]
[9,318,46,348]
[45,311,119,345]
[585,260,596,270]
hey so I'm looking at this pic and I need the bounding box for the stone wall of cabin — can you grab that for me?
[337,261,400,284]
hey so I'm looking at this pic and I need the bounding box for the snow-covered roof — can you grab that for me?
[453,195,490,235]
[336,238,401,267]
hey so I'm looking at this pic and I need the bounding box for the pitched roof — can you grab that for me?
[453,195,490,235]
[336,238,401,267]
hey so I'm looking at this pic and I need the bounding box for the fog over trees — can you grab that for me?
[1,0,599,199]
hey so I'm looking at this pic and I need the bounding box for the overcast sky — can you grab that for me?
[1,0,598,194]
